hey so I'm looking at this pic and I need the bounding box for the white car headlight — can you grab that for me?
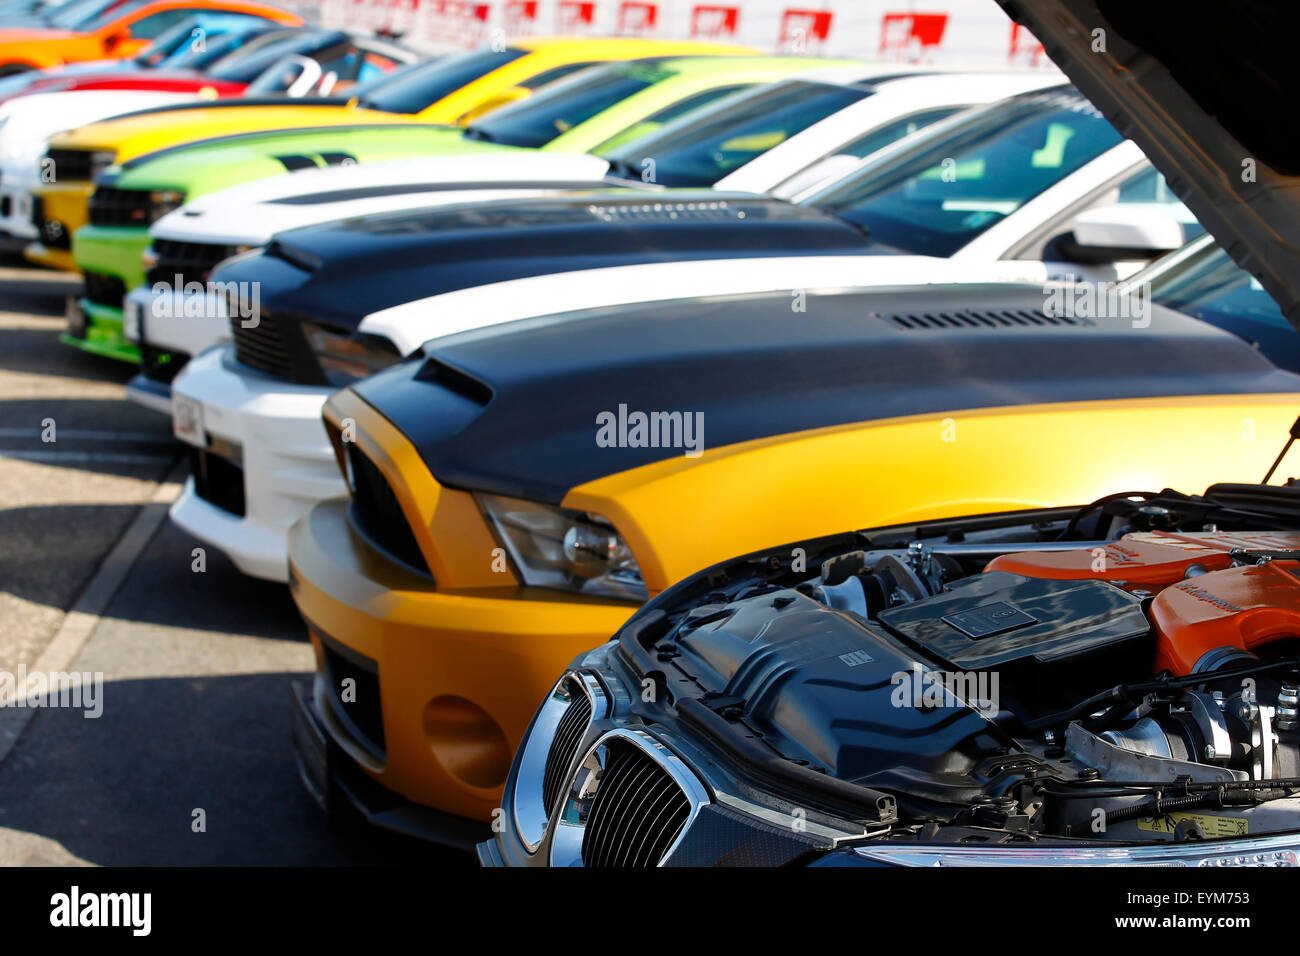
[477,493,646,602]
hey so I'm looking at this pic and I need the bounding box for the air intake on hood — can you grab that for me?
[585,200,748,224]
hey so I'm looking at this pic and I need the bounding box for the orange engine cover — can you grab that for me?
[1149,560,1300,674]
[986,531,1300,591]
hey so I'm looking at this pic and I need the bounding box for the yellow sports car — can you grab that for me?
[26,35,751,270]
[284,271,1300,842]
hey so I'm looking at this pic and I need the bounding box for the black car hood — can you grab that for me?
[351,284,1300,503]
[224,191,873,327]
[996,0,1300,327]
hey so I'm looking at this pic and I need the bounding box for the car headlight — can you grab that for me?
[301,321,402,386]
[477,493,647,602]
[149,189,186,221]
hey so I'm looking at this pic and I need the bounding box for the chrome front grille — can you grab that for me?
[511,672,607,854]
[548,728,708,867]
[542,685,593,815]
[580,736,693,867]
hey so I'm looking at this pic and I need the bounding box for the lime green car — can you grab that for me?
[66,54,856,361]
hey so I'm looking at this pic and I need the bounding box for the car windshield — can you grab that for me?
[355,47,527,114]
[207,31,336,84]
[168,27,271,69]
[463,62,668,149]
[808,89,1125,257]
[48,0,121,28]
[1149,238,1299,366]
[73,0,149,31]
[602,79,873,186]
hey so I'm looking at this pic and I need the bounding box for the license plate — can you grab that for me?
[65,294,86,339]
[172,394,204,446]
[122,297,142,342]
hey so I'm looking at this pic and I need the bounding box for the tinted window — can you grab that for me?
[604,80,872,186]
[518,61,597,90]
[464,64,662,148]
[355,47,527,114]
[50,0,121,29]
[208,31,339,84]
[811,90,1124,257]
[128,8,198,40]
[837,107,964,159]
[1151,241,1298,369]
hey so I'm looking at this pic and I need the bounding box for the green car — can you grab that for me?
[66,54,856,361]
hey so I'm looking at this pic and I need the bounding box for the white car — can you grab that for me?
[166,85,1200,582]
[0,89,203,240]
[124,68,1058,409]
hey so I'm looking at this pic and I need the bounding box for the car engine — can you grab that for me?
[628,488,1300,845]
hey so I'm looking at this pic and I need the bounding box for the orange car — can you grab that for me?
[0,0,302,74]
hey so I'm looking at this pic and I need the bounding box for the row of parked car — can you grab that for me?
[7,0,1300,867]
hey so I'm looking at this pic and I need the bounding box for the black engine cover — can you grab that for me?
[878,571,1152,714]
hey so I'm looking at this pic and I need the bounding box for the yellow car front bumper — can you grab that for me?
[25,182,93,273]
[289,496,635,824]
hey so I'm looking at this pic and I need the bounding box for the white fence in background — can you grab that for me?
[293,0,1052,68]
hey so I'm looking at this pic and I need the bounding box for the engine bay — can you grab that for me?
[625,485,1300,845]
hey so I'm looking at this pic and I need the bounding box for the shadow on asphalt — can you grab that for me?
[0,320,137,385]
[0,671,473,866]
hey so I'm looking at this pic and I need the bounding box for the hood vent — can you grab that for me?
[416,357,493,406]
[887,308,1087,331]
[586,200,748,224]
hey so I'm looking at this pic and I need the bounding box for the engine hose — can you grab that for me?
[1106,792,1211,824]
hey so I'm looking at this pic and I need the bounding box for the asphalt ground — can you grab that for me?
[0,251,470,866]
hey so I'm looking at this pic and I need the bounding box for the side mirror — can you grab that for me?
[102,27,129,53]
[1064,204,1186,262]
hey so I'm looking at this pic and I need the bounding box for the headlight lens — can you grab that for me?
[301,322,402,386]
[149,189,186,221]
[477,493,647,602]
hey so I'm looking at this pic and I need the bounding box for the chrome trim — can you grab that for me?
[550,728,710,868]
[511,671,607,854]
[853,835,1300,867]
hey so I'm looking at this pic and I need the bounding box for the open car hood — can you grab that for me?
[996,0,1300,328]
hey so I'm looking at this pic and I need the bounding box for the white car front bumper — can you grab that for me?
[168,345,340,582]
[123,284,232,415]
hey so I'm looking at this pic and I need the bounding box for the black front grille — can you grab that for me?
[31,196,70,250]
[147,238,240,288]
[189,445,245,517]
[88,186,153,227]
[346,444,431,577]
[581,739,692,867]
[320,637,385,756]
[542,683,593,815]
[83,271,126,309]
[141,344,189,385]
[45,148,94,182]
[230,308,296,379]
